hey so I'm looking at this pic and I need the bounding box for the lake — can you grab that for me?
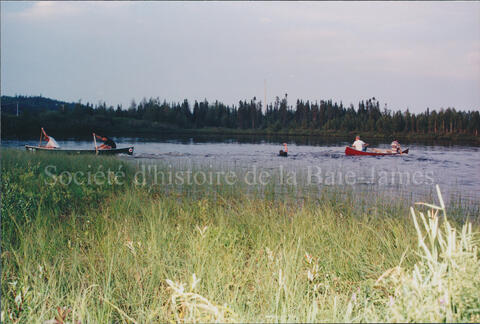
[3,134,480,209]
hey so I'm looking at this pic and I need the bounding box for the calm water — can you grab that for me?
[3,135,480,208]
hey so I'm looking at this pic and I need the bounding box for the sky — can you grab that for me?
[1,1,479,113]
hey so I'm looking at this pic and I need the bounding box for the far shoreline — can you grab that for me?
[3,127,480,146]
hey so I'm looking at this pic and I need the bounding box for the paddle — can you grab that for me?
[93,133,98,155]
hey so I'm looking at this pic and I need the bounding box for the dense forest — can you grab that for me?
[2,95,479,140]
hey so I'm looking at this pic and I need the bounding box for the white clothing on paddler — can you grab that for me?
[45,136,60,148]
[352,139,365,151]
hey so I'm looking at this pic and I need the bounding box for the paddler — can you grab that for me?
[93,133,117,150]
[390,140,401,153]
[40,128,60,149]
[352,135,368,152]
[279,143,288,156]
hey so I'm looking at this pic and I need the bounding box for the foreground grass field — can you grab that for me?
[1,149,479,323]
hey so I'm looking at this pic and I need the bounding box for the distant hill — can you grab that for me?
[1,95,74,114]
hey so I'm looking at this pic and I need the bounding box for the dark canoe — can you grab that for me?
[345,146,409,156]
[25,145,134,155]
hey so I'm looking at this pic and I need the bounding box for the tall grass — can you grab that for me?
[1,149,133,247]
[1,151,479,322]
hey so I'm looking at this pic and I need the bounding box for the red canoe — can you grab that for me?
[345,146,409,156]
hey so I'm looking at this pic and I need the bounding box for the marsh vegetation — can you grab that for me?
[1,150,479,322]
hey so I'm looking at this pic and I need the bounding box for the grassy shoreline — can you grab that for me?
[2,150,479,322]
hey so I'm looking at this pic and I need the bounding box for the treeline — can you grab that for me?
[1,95,73,113]
[2,95,479,138]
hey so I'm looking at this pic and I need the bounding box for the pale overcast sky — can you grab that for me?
[1,1,479,112]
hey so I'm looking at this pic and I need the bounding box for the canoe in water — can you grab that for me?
[25,145,134,155]
[345,146,408,156]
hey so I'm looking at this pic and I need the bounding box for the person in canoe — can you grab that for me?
[390,140,402,153]
[279,143,288,156]
[93,133,117,150]
[40,128,60,149]
[352,135,369,152]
